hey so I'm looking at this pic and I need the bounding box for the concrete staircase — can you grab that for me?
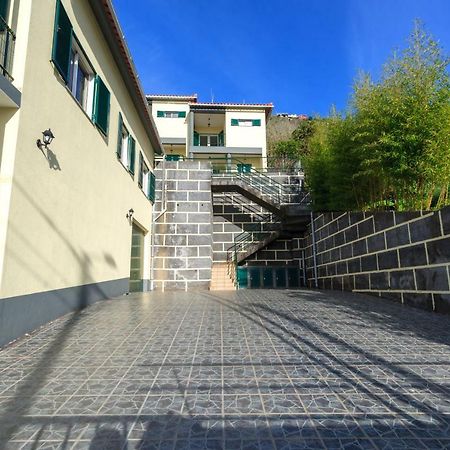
[210,263,236,291]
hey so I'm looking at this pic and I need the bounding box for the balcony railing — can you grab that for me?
[0,16,15,81]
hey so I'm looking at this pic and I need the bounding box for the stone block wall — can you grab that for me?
[212,192,279,262]
[153,161,213,291]
[243,238,295,267]
[303,207,450,314]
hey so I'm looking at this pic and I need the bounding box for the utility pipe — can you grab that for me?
[310,211,319,289]
[150,156,167,290]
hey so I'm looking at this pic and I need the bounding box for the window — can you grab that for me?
[156,111,186,118]
[116,113,136,175]
[92,76,110,135]
[52,0,110,135]
[68,40,95,116]
[138,152,156,202]
[231,118,261,127]
[199,134,219,147]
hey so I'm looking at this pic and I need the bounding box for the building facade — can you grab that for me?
[147,94,273,170]
[0,0,163,346]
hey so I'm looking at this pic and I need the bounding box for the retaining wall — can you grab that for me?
[303,207,450,314]
[153,161,213,291]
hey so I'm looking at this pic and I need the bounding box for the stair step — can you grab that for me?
[210,263,236,291]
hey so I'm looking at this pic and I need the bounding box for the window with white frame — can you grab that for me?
[116,113,136,175]
[156,111,186,118]
[199,134,219,147]
[138,152,156,202]
[142,162,149,194]
[119,123,130,167]
[230,118,261,127]
[68,39,95,116]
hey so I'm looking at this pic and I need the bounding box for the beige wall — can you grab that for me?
[151,101,189,140]
[225,110,267,158]
[0,0,156,299]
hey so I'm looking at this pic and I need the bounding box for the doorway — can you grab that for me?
[129,223,145,292]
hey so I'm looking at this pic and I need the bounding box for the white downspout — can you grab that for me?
[150,155,167,290]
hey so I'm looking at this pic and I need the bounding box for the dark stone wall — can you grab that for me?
[302,207,450,314]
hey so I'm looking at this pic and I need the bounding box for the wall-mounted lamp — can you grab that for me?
[126,208,134,221]
[36,129,55,150]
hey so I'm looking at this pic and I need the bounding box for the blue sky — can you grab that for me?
[112,0,450,116]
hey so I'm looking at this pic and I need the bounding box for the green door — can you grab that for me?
[237,267,248,289]
[288,268,300,288]
[129,224,145,292]
[262,268,273,288]
[275,268,287,288]
[249,267,261,288]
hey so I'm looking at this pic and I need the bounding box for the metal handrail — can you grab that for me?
[0,15,15,81]
[226,218,283,288]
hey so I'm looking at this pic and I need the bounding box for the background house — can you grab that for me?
[147,94,273,170]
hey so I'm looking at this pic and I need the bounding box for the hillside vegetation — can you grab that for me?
[270,22,450,212]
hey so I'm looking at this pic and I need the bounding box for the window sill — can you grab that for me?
[117,156,135,181]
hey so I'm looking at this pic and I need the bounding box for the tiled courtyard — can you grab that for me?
[1,290,450,449]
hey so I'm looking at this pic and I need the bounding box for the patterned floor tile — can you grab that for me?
[0,290,449,448]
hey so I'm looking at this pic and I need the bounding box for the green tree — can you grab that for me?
[305,21,450,211]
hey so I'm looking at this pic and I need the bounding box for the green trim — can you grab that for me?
[193,131,199,146]
[138,152,143,187]
[128,135,136,175]
[218,131,224,146]
[93,75,110,135]
[148,171,156,202]
[178,111,186,118]
[231,119,239,126]
[252,119,261,126]
[165,154,180,161]
[116,113,123,158]
[157,110,164,117]
[0,0,9,21]
[52,0,73,83]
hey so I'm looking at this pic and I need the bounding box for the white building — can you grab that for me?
[147,94,273,169]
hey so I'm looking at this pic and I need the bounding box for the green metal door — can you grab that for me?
[249,267,261,288]
[262,268,273,288]
[288,268,300,288]
[275,268,287,288]
[129,224,145,292]
[237,267,248,289]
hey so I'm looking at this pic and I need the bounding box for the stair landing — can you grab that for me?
[210,263,236,291]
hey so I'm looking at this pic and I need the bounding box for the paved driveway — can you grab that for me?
[1,289,450,449]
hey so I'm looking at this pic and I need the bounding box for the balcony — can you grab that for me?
[0,15,20,108]
[0,15,15,81]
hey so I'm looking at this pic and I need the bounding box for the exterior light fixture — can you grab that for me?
[37,129,55,149]
[126,208,134,221]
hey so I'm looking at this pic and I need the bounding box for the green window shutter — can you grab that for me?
[178,111,186,118]
[93,75,110,135]
[148,172,156,202]
[52,0,73,82]
[116,113,123,158]
[128,135,136,175]
[193,131,199,146]
[138,152,143,187]
[157,111,164,117]
[252,119,261,126]
[0,0,9,20]
[218,131,224,146]
[231,119,239,126]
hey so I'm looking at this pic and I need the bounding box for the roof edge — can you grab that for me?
[147,94,198,103]
[87,0,164,156]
